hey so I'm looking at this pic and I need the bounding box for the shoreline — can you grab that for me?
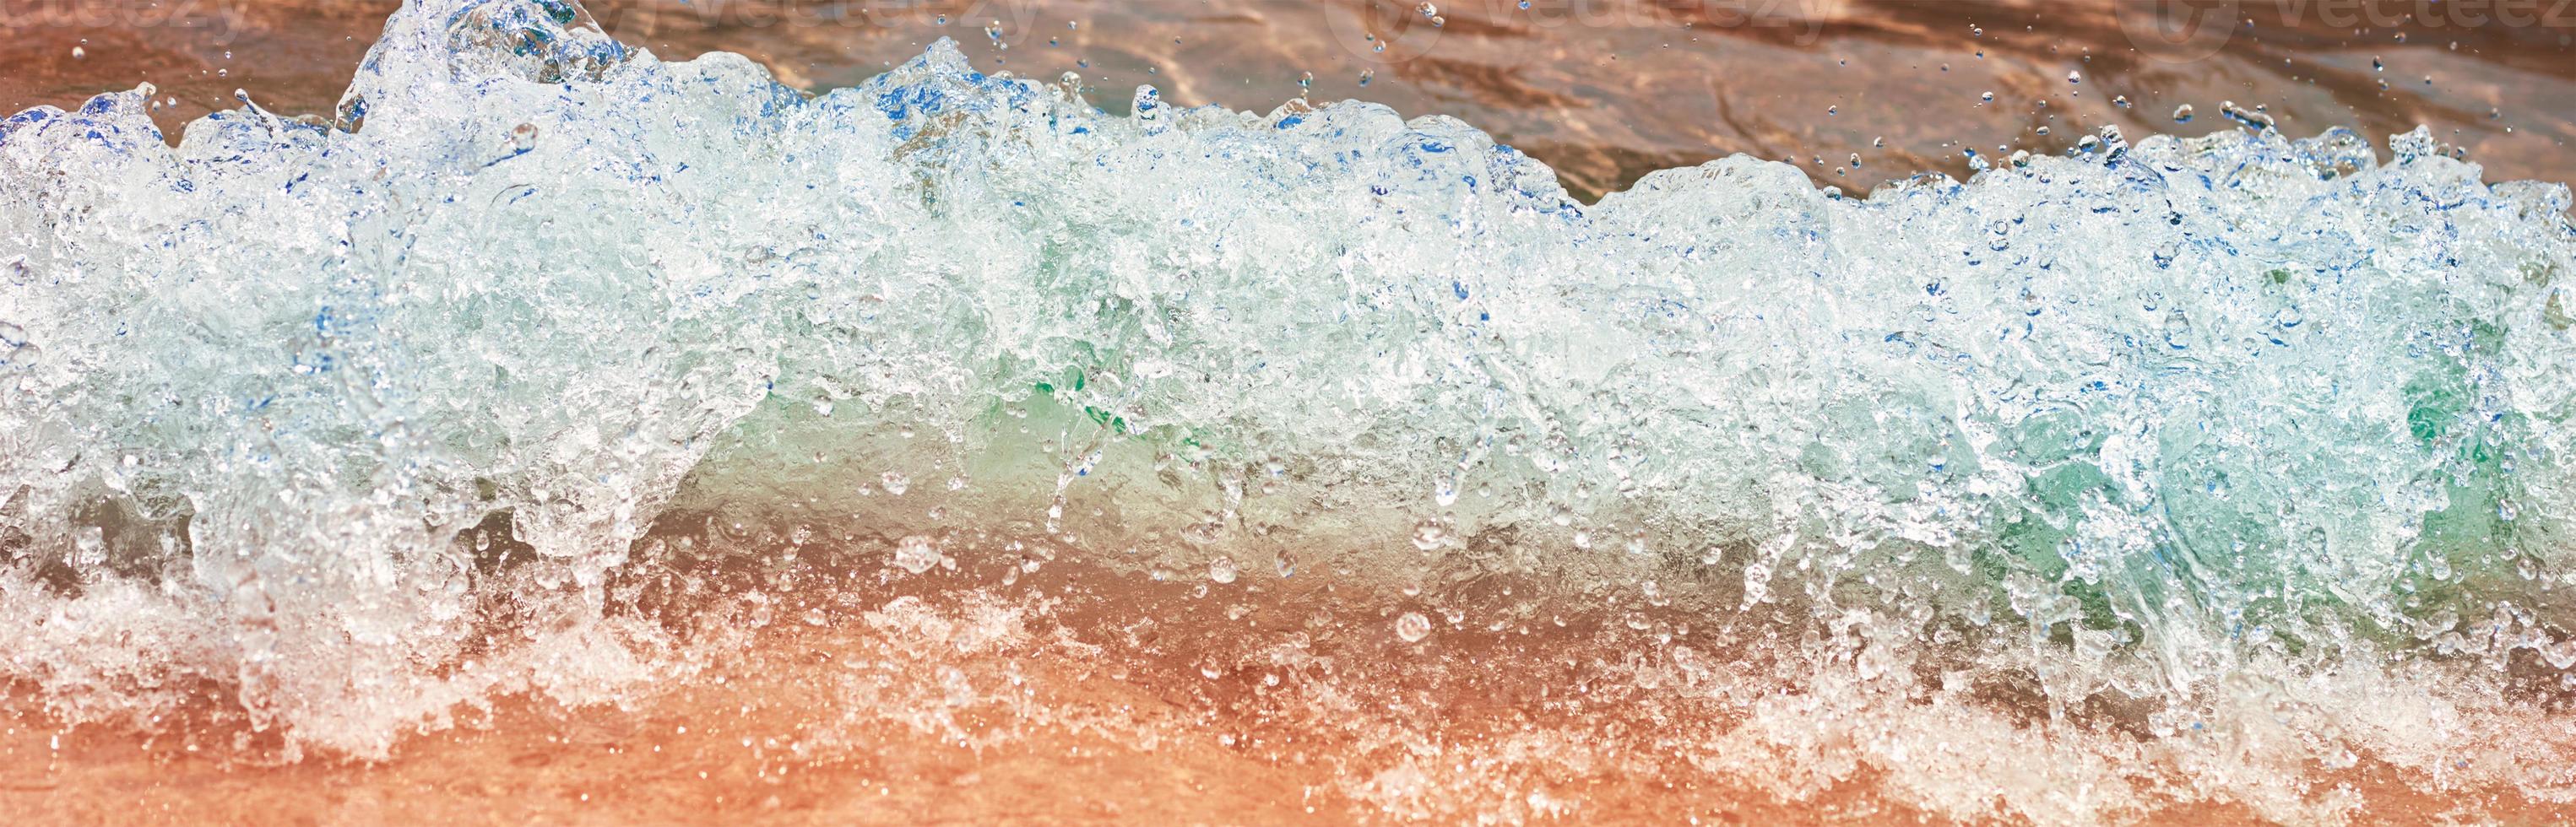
[6,583,2568,825]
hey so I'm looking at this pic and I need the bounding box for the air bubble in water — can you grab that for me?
[1207,555,1238,584]
[2173,104,2195,123]
[1395,612,1432,642]
[892,536,941,574]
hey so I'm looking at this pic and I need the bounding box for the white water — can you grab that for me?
[3,0,2574,820]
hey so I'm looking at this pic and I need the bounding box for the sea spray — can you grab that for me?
[2,0,2573,819]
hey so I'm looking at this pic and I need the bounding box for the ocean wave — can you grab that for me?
[3,0,2573,819]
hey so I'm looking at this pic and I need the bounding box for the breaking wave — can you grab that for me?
[3,0,2573,821]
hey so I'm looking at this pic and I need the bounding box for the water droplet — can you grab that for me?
[2162,309,2193,349]
[1131,85,1161,121]
[70,46,85,59]
[1207,555,1238,584]
[1413,521,1448,551]
[2172,104,2195,123]
[1395,612,1432,642]
[2066,70,2081,84]
[880,471,909,495]
[1980,91,1995,104]
[2112,95,2130,108]
[892,535,941,574]
[73,527,106,566]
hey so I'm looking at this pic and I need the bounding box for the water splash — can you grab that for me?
[2,0,2573,819]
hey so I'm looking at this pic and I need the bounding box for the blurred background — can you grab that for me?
[3,0,2570,201]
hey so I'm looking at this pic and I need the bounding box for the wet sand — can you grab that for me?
[2,630,1346,825]
[4,565,2571,825]
[0,613,1927,825]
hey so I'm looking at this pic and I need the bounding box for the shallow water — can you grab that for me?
[3,1,2576,824]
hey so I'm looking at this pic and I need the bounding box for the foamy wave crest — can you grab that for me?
[3,0,2573,818]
